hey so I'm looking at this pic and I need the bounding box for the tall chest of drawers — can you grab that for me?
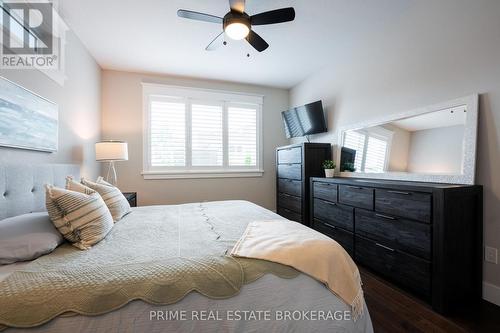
[310,177,483,314]
[276,143,331,226]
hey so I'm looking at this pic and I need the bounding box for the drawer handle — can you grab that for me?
[375,243,395,252]
[388,190,411,195]
[347,186,363,190]
[327,201,337,206]
[375,213,397,221]
[323,222,337,230]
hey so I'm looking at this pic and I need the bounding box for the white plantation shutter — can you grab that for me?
[343,131,366,171]
[191,103,223,166]
[143,85,262,177]
[364,136,388,172]
[343,130,390,173]
[150,100,186,167]
[228,106,257,166]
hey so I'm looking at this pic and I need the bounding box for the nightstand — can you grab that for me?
[122,192,137,207]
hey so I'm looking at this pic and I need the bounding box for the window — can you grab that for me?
[191,103,223,167]
[364,136,388,173]
[343,128,392,173]
[149,99,186,167]
[143,84,263,179]
[343,130,366,171]
[228,105,257,166]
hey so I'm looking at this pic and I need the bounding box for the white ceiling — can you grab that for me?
[392,106,467,132]
[58,0,409,88]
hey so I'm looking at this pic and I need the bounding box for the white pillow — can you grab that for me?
[0,212,64,264]
[79,177,131,222]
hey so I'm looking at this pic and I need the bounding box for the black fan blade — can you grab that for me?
[251,7,295,25]
[177,9,222,24]
[246,30,269,52]
[229,0,245,13]
[205,31,225,51]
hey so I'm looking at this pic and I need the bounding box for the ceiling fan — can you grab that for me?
[177,0,295,52]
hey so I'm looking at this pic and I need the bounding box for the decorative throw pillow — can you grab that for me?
[45,184,114,250]
[79,177,131,222]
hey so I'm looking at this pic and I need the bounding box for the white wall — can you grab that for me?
[383,124,410,172]
[0,31,102,179]
[101,70,289,211]
[407,125,464,174]
[290,0,500,297]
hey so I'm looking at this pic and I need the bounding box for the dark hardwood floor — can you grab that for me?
[361,268,500,332]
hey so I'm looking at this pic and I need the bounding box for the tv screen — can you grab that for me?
[282,100,327,138]
[340,147,357,172]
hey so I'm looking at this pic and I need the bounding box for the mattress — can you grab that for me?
[1,201,373,332]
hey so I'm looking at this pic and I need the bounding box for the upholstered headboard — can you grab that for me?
[0,164,80,220]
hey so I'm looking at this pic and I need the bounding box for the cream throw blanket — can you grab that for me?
[231,220,364,320]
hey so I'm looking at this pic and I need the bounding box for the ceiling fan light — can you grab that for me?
[225,22,250,40]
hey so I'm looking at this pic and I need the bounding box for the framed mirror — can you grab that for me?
[337,94,478,184]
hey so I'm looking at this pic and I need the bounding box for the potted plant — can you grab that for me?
[322,160,336,178]
[342,162,356,172]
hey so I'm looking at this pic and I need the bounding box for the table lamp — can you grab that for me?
[95,141,128,186]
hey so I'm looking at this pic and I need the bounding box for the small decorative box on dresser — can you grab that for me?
[276,143,331,226]
[310,177,483,314]
[122,192,137,207]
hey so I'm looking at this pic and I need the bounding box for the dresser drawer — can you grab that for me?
[278,207,302,223]
[277,164,302,180]
[355,209,431,260]
[313,219,354,256]
[313,182,338,203]
[277,147,302,164]
[278,193,302,213]
[339,185,374,210]
[278,179,302,197]
[313,198,354,231]
[375,189,432,223]
[355,236,431,298]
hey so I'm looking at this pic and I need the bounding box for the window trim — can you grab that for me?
[142,83,264,179]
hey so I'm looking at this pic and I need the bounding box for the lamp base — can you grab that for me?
[106,161,118,186]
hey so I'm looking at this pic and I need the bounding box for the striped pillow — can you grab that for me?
[45,184,114,250]
[79,177,131,222]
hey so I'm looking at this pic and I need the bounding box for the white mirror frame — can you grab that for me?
[336,94,479,184]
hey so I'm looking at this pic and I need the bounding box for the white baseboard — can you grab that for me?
[483,281,500,306]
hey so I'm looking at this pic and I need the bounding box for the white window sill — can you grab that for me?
[142,170,264,180]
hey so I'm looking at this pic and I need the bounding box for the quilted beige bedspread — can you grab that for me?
[0,201,298,329]
[231,220,363,320]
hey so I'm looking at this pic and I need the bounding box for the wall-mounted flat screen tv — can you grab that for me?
[281,100,327,138]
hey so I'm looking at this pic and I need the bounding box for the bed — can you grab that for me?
[0,164,373,332]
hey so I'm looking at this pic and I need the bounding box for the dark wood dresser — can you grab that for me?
[310,177,482,314]
[276,143,331,226]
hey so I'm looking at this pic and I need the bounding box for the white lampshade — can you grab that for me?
[95,141,128,161]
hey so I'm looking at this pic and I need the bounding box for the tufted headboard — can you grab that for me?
[0,164,80,220]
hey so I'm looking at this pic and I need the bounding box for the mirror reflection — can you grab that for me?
[340,105,467,174]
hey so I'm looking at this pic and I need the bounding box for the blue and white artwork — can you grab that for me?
[0,76,58,152]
